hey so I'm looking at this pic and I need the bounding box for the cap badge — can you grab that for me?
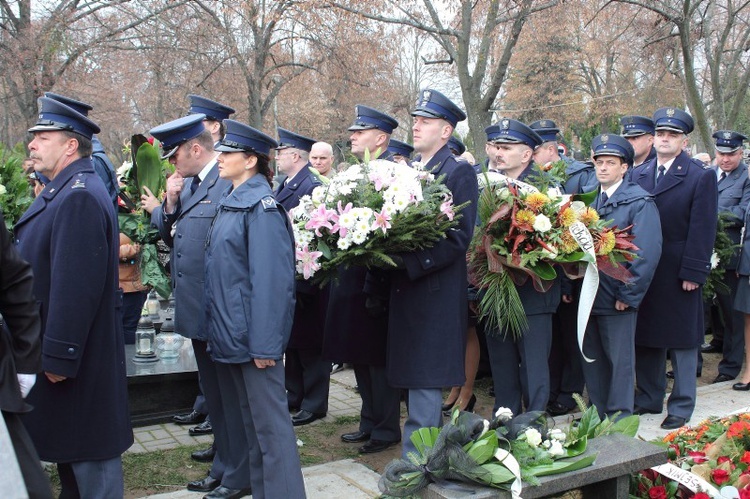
[723,132,732,140]
[601,134,609,142]
[421,90,431,104]
[501,119,509,129]
[666,108,675,117]
[541,120,549,127]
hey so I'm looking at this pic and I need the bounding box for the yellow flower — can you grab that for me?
[515,209,536,228]
[579,207,600,225]
[595,230,616,255]
[558,207,577,227]
[525,192,549,212]
[559,231,579,254]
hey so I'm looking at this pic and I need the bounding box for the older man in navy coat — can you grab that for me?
[151,115,251,497]
[273,128,331,427]
[387,89,478,458]
[582,134,662,420]
[708,130,750,384]
[15,97,133,497]
[632,108,718,430]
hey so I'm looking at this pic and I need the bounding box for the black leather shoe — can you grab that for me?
[189,418,213,436]
[203,486,252,499]
[701,343,723,354]
[633,405,661,415]
[341,430,371,443]
[173,410,206,425]
[713,373,735,383]
[733,382,750,391]
[546,401,573,416]
[661,415,688,430]
[359,439,400,454]
[292,409,325,426]
[666,369,701,379]
[187,475,220,492]
[191,445,216,462]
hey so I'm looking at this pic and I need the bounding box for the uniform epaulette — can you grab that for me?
[261,196,277,211]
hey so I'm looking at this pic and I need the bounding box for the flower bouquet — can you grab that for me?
[289,157,467,284]
[632,413,750,499]
[117,135,172,299]
[467,168,638,339]
[380,397,639,498]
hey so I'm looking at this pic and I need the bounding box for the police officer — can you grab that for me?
[582,134,662,420]
[325,105,403,454]
[43,92,119,206]
[529,119,597,194]
[16,97,133,497]
[621,115,657,169]
[387,90,478,458]
[205,120,305,499]
[707,131,750,384]
[274,128,331,427]
[482,119,561,417]
[448,135,466,156]
[632,108,718,430]
[150,115,251,496]
[387,139,414,165]
[168,95,234,440]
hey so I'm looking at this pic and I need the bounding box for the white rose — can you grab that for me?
[533,214,552,233]
[0,184,7,196]
[523,428,543,447]
[547,439,564,457]
[494,407,513,421]
[711,252,720,269]
[570,200,587,215]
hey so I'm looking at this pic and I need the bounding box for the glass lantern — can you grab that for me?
[145,290,161,320]
[155,317,184,361]
[133,315,158,363]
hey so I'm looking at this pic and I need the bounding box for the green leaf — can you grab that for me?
[531,260,557,280]
[476,462,517,485]
[410,427,440,457]
[530,452,597,477]
[607,415,640,437]
[466,432,499,464]
[574,189,598,206]
[317,239,332,259]
[135,142,165,198]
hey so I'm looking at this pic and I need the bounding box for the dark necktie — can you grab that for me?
[719,171,727,183]
[598,192,608,210]
[656,165,666,185]
[190,176,201,196]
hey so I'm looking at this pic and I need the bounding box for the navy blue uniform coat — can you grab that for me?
[713,163,750,269]
[205,175,296,362]
[562,156,598,195]
[152,162,230,341]
[592,182,662,314]
[632,151,718,348]
[15,158,133,462]
[387,145,479,388]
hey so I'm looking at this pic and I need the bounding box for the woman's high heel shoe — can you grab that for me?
[442,394,477,416]
[733,381,750,391]
[441,398,458,411]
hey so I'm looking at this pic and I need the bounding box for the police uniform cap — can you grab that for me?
[653,107,694,134]
[149,114,207,159]
[44,92,94,117]
[411,89,466,128]
[387,139,414,159]
[347,105,398,134]
[29,97,101,139]
[528,119,560,143]
[713,130,748,154]
[447,136,466,155]
[276,128,316,153]
[620,115,654,137]
[485,118,543,150]
[188,95,236,122]
[591,134,635,167]
[215,120,278,157]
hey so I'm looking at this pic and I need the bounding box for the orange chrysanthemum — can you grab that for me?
[559,231,579,254]
[515,209,536,229]
[595,230,616,255]
[558,207,577,227]
[579,207,600,225]
[525,192,550,213]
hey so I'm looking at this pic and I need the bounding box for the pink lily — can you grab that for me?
[296,246,323,280]
[371,208,392,234]
[304,205,334,236]
[331,201,353,238]
[440,195,455,221]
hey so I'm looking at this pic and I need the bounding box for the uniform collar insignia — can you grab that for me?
[71,179,86,189]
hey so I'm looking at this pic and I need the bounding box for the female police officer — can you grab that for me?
[204,119,306,499]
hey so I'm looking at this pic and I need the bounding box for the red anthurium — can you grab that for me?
[739,489,750,499]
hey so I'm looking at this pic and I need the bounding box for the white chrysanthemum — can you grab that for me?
[337,238,352,250]
[547,428,566,441]
[547,439,564,457]
[355,220,370,235]
[533,214,552,233]
[351,230,368,245]
[523,428,543,448]
[311,186,327,204]
[338,211,356,228]
[336,182,356,196]
[293,229,313,248]
[711,252,720,269]
[494,407,513,421]
[350,207,374,221]
[0,184,7,196]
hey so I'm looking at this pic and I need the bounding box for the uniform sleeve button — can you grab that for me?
[178,272,183,277]
[425,259,431,264]
[67,347,75,354]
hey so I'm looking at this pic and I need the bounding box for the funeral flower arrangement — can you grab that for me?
[467,167,638,339]
[289,157,467,284]
[632,413,750,499]
[379,397,639,498]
